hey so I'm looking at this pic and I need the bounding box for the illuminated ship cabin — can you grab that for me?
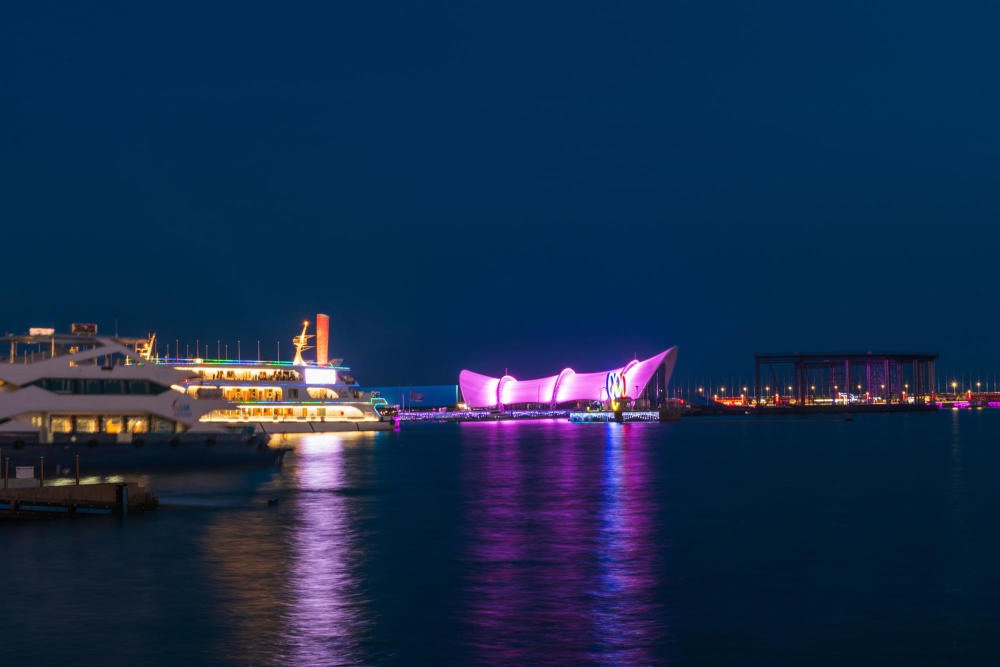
[157,317,394,433]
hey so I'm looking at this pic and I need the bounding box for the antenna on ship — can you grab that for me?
[292,320,314,365]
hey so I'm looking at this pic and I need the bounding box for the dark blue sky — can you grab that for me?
[2,2,998,384]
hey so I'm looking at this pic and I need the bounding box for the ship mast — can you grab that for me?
[292,320,314,365]
[138,333,156,360]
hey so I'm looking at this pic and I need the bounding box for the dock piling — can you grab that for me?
[75,455,79,485]
[3,458,7,490]
[39,456,44,488]
[117,483,129,516]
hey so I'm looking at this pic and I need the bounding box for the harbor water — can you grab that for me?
[3,412,1000,665]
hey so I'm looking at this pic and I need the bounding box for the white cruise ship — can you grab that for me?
[155,316,395,434]
[0,327,284,472]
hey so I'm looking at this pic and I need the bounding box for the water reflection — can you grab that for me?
[197,433,375,665]
[285,433,371,665]
[200,503,289,662]
[458,420,668,664]
[592,424,666,664]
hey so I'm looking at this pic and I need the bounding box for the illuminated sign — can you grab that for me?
[304,368,338,385]
[606,370,627,400]
[29,327,55,336]
[71,323,98,335]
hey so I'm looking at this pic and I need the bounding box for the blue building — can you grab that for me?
[359,385,460,410]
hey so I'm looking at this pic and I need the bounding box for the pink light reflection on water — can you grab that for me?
[286,434,368,665]
[591,424,665,664]
[457,420,667,664]
[458,420,595,661]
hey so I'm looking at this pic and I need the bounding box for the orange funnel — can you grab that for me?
[316,313,330,365]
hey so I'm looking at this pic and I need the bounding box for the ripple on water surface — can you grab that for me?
[3,414,1000,665]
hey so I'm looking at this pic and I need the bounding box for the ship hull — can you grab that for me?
[0,434,286,473]
[254,420,395,434]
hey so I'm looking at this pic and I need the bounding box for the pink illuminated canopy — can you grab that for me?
[459,347,678,408]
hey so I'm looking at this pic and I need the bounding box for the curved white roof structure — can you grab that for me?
[460,347,677,408]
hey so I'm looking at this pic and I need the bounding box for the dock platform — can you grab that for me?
[0,482,158,518]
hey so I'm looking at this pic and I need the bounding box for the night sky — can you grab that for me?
[3,2,998,385]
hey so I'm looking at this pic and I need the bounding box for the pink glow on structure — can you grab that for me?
[459,370,501,407]
[558,369,616,403]
[497,375,518,406]
[552,368,576,404]
[460,347,677,408]
[500,375,558,406]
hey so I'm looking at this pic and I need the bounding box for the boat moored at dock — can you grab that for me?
[156,317,395,434]
[0,330,284,471]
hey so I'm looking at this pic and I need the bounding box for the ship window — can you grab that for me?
[104,417,123,434]
[127,417,148,433]
[127,381,148,395]
[76,417,99,433]
[85,379,102,394]
[47,378,77,394]
[102,380,124,394]
[51,416,72,433]
[150,417,173,433]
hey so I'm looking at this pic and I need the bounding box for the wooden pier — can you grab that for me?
[0,482,158,517]
[0,454,157,517]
